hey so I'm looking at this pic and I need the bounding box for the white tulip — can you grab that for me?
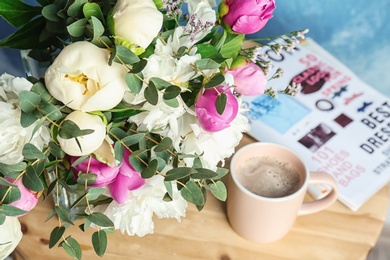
[0,216,23,260]
[111,0,163,50]
[57,111,106,156]
[45,41,127,112]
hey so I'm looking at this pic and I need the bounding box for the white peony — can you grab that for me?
[0,216,23,260]
[111,0,163,50]
[45,41,127,112]
[57,111,106,156]
[92,175,187,237]
[0,74,50,165]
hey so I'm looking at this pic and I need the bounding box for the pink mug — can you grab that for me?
[227,142,339,243]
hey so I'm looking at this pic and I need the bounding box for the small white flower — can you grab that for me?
[93,175,187,237]
[0,216,23,260]
[57,111,106,156]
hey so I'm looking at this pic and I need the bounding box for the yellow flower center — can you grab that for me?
[65,73,101,95]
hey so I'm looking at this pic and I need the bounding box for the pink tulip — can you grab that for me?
[9,178,38,214]
[195,86,239,132]
[226,56,267,96]
[220,0,276,34]
[70,156,120,187]
[108,149,145,204]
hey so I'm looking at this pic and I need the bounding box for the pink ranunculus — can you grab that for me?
[108,149,145,204]
[195,86,239,132]
[70,156,120,187]
[226,56,267,96]
[219,0,276,34]
[9,178,38,214]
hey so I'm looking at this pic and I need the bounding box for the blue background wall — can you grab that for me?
[1,1,389,96]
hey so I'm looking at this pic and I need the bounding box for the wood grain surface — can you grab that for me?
[16,135,389,260]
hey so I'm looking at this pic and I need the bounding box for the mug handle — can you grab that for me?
[298,172,339,216]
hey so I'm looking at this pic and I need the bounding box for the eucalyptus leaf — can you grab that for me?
[55,205,74,225]
[163,97,179,108]
[144,82,158,105]
[0,185,21,204]
[87,187,106,201]
[164,167,197,182]
[114,45,140,65]
[22,143,46,160]
[87,212,114,227]
[0,204,27,217]
[41,4,61,22]
[67,0,88,17]
[131,59,148,74]
[90,16,105,45]
[180,181,205,207]
[76,173,97,186]
[154,137,172,152]
[149,77,172,90]
[207,181,227,201]
[19,91,41,113]
[67,18,87,38]
[31,81,53,103]
[141,159,158,178]
[114,141,124,164]
[129,150,148,173]
[59,120,94,139]
[204,74,225,89]
[0,162,27,178]
[20,110,39,128]
[216,93,227,115]
[92,230,107,257]
[23,166,44,192]
[49,226,66,248]
[195,58,220,70]
[163,85,181,100]
[164,181,173,199]
[125,72,143,94]
[83,3,104,22]
[191,168,218,179]
[60,236,82,260]
[121,133,146,147]
[49,141,65,159]
[213,167,229,180]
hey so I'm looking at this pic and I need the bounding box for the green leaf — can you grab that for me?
[131,59,148,74]
[20,110,40,128]
[0,185,21,204]
[207,181,227,201]
[31,82,52,102]
[196,43,225,63]
[59,120,94,139]
[154,137,172,152]
[0,204,27,216]
[129,150,148,173]
[164,181,173,199]
[92,230,107,257]
[180,181,205,207]
[76,173,97,186]
[41,4,61,22]
[141,159,158,178]
[60,236,82,260]
[0,0,41,27]
[49,141,65,159]
[87,187,106,201]
[90,16,105,45]
[216,93,227,115]
[121,133,146,147]
[55,205,74,225]
[191,168,218,179]
[125,72,143,94]
[163,98,179,108]
[22,143,46,160]
[0,162,27,178]
[195,58,221,70]
[204,74,225,89]
[144,82,158,105]
[114,141,124,164]
[163,85,181,100]
[19,90,41,113]
[67,18,87,38]
[83,3,104,22]
[87,212,114,227]
[110,107,143,121]
[164,167,197,182]
[220,33,245,59]
[114,45,140,65]
[23,166,44,192]
[67,0,88,17]
[0,17,47,50]
[149,77,172,90]
[40,102,62,121]
[49,226,66,248]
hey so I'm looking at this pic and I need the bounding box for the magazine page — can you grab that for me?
[243,38,390,211]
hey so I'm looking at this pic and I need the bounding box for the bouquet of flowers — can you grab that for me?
[0,0,306,258]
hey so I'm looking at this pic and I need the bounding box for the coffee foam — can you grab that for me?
[236,156,301,198]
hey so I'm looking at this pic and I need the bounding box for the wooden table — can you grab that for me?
[16,135,390,260]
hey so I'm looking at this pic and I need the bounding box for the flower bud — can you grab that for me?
[226,56,267,96]
[219,0,276,34]
[58,111,106,156]
[0,216,23,259]
[195,86,238,132]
